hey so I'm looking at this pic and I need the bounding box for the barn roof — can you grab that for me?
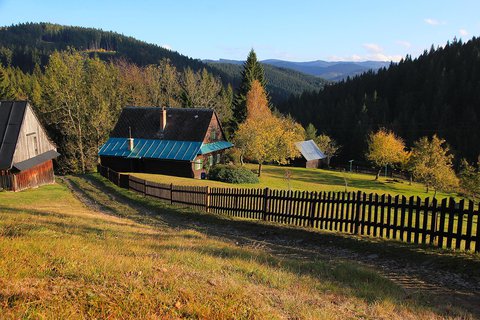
[295,140,326,161]
[0,101,28,170]
[111,107,215,141]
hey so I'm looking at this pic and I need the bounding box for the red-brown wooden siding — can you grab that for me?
[1,160,55,192]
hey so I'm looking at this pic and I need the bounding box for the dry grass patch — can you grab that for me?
[0,182,472,319]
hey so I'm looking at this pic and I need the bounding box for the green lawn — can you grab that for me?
[2,180,469,318]
[131,164,458,200]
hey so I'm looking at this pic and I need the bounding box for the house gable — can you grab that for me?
[12,104,57,165]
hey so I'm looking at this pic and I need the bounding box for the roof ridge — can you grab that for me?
[124,106,214,112]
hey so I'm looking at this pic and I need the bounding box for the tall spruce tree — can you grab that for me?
[232,49,268,128]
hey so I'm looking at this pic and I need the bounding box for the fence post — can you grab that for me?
[309,192,318,228]
[262,188,270,221]
[170,183,173,205]
[353,190,362,234]
[205,186,210,213]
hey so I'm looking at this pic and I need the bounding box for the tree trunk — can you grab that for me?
[375,168,381,180]
[258,163,262,177]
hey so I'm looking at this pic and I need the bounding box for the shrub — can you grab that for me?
[208,165,259,184]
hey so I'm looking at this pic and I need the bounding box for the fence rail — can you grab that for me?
[97,165,480,252]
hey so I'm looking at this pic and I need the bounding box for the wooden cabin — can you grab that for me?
[291,140,326,169]
[99,106,233,179]
[0,101,59,191]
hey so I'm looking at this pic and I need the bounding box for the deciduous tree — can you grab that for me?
[366,128,408,180]
[315,134,340,167]
[234,80,303,176]
[410,135,459,197]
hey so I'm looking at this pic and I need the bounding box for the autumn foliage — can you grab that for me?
[234,80,304,176]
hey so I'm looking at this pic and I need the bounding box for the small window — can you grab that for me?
[33,136,39,155]
[216,154,221,164]
[210,129,217,141]
[209,155,213,166]
[194,159,203,170]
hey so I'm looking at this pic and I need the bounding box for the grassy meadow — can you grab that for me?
[0,178,475,319]
[131,164,457,199]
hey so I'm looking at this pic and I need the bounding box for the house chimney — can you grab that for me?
[160,106,167,131]
[128,126,134,151]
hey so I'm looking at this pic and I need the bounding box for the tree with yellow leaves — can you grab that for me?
[410,135,459,197]
[234,80,303,176]
[366,128,408,180]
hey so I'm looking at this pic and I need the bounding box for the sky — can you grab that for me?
[1,0,479,62]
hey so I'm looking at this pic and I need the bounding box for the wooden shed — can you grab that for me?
[0,101,59,191]
[99,106,233,179]
[291,140,326,169]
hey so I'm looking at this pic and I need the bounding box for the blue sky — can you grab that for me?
[1,0,479,62]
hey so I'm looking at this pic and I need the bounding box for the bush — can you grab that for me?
[208,165,259,184]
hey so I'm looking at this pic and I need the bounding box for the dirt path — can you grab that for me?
[61,176,480,317]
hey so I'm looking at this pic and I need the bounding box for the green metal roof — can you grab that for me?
[200,141,233,154]
[99,138,232,161]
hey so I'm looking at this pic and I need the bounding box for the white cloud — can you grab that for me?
[424,18,440,25]
[329,43,403,62]
[459,29,468,36]
[396,40,411,48]
[161,44,172,50]
[363,43,383,53]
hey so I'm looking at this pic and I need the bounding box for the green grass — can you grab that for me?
[131,164,458,200]
[1,180,475,318]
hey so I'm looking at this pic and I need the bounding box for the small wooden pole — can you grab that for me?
[262,188,269,221]
[205,186,210,212]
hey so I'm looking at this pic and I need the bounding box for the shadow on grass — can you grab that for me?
[66,174,480,317]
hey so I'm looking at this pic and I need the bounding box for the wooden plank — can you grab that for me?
[407,196,414,243]
[400,196,407,241]
[421,198,430,244]
[366,193,373,236]
[379,194,386,238]
[373,194,379,237]
[455,199,465,250]
[475,203,480,253]
[414,196,421,244]
[392,195,400,239]
[446,198,456,249]
[437,198,448,248]
[353,191,362,234]
[465,201,475,251]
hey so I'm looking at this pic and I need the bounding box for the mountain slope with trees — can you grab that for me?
[279,37,480,165]
[0,22,326,104]
[207,61,328,104]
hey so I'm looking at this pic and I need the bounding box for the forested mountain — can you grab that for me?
[0,23,326,104]
[0,22,206,73]
[279,38,480,165]
[207,61,328,103]
[206,59,390,81]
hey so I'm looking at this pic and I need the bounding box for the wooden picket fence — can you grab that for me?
[98,165,480,252]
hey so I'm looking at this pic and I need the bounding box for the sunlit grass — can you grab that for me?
[130,163,457,199]
[0,182,473,318]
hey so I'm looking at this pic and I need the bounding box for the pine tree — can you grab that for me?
[232,49,268,127]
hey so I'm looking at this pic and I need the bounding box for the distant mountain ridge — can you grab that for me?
[205,59,391,81]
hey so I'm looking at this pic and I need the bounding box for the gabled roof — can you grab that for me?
[0,101,28,170]
[111,107,215,142]
[295,140,326,161]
